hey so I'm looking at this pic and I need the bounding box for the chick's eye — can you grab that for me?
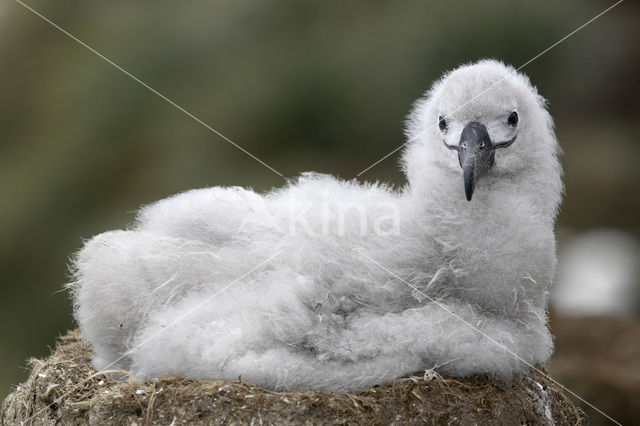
[438,116,447,131]
[507,111,519,126]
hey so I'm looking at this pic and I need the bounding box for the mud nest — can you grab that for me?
[2,330,580,425]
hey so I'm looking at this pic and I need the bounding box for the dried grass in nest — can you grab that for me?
[2,330,580,425]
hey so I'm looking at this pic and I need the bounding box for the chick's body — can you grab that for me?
[70,60,562,393]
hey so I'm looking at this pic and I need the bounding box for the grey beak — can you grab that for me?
[458,122,495,201]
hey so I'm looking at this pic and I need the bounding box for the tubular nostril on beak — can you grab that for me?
[458,122,494,201]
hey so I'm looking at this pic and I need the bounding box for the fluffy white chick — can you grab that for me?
[69,59,563,393]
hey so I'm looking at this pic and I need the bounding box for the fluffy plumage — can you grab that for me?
[69,59,563,393]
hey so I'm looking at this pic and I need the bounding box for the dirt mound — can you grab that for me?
[2,330,579,425]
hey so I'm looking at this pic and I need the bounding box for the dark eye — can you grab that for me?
[438,116,447,131]
[507,111,518,126]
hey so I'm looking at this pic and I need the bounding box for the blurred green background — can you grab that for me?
[1,0,639,422]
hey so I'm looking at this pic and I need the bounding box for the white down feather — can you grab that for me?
[69,59,563,393]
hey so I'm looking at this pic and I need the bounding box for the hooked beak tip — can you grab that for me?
[463,164,474,201]
[458,121,494,202]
